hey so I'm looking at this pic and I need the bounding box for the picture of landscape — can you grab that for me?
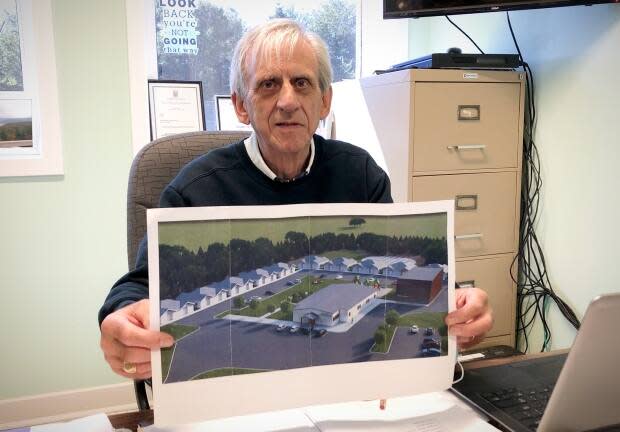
[0,0,24,92]
[0,99,33,149]
[157,211,449,385]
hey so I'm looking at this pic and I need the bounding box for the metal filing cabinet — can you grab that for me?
[354,69,525,347]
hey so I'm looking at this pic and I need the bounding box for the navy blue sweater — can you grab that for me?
[98,135,392,325]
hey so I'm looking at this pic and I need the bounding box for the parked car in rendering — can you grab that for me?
[421,347,441,357]
[249,295,262,302]
[276,323,287,332]
[409,325,419,334]
[289,325,299,333]
[424,327,434,336]
[264,290,275,296]
[313,329,327,338]
[421,338,440,350]
[300,327,311,335]
[335,274,343,279]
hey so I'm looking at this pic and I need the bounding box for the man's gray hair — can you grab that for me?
[229,19,333,99]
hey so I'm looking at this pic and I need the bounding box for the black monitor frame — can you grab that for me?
[383,1,617,19]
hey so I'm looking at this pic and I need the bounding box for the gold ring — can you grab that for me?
[122,361,137,374]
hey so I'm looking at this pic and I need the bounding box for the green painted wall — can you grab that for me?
[408,5,620,352]
[0,0,132,399]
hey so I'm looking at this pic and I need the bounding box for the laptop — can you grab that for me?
[452,293,620,432]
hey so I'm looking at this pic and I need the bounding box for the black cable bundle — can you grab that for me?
[444,14,581,352]
[506,12,580,352]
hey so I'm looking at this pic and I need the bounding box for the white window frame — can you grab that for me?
[125,0,408,155]
[0,0,63,176]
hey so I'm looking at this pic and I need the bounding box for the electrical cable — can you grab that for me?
[452,360,465,385]
[444,15,485,54]
[506,11,581,352]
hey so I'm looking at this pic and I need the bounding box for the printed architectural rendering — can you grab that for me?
[157,214,449,384]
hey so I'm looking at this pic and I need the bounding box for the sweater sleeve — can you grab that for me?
[366,156,393,204]
[97,185,188,326]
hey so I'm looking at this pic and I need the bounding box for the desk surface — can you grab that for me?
[108,350,569,432]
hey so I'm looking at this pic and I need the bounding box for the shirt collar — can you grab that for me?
[244,132,315,182]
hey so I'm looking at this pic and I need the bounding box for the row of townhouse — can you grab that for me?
[160,262,298,325]
[300,255,419,276]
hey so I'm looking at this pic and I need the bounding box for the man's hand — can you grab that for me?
[100,299,174,379]
[445,287,494,350]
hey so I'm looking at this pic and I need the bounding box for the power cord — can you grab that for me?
[444,15,485,54]
[505,11,581,353]
[452,359,465,385]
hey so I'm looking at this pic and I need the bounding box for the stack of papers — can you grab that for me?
[142,391,498,432]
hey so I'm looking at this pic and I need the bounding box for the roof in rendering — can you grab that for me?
[160,299,180,314]
[400,266,443,282]
[178,288,206,306]
[294,284,376,314]
[331,257,358,267]
[305,255,331,265]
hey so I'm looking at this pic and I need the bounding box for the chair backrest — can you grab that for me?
[126,130,251,269]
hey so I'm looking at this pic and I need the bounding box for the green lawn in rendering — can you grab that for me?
[370,324,397,353]
[160,323,198,381]
[191,367,268,380]
[221,275,350,319]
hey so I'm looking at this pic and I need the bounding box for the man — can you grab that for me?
[99,19,493,380]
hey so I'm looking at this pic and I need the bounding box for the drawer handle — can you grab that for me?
[455,233,483,240]
[456,280,476,288]
[447,145,486,150]
[458,105,480,121]
[455,194,478,211]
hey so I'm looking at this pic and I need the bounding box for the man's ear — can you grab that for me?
[320,85,333,119]
[232,92,250,125]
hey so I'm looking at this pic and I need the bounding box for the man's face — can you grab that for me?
[233,40,332,162]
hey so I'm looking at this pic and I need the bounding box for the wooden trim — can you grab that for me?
[0,382,137,430]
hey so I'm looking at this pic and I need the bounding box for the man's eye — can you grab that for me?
[261,80,275,89]
[295,78,310,88]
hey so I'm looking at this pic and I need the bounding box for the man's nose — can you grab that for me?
[277,82,300,112]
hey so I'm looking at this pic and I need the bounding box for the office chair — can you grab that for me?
[126,130,251,410]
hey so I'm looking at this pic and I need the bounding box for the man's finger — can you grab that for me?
[449,311,493,337]
[102,313,173,349]
[446,294,487,326]
[103,343,153,364]
[110,359,152,380]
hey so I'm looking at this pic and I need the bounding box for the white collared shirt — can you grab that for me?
[244,132,315,182]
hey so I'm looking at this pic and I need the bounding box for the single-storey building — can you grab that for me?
[301,255,331,270]
[395,267,443,303]
[160,299,182,324]
[325,257,358,272]
[293,283,377,327]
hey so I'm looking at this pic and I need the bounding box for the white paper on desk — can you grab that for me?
[305,391,497,432]
[30,413,113,432]
[142,408,319,432]
[148,202,456,427]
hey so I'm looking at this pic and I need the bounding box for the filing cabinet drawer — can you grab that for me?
[412,82,521,173]
[456,255,516,337]
[411,172,517,258]
[472,334,514,350]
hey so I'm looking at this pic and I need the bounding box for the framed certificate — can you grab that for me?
[214,95,253,131]
[148,80,205,140]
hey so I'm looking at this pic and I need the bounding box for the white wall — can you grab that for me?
[0,0,133,400]
[407,5,620,351]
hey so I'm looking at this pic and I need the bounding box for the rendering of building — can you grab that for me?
[395,267,443,303]
[293,283,377,327]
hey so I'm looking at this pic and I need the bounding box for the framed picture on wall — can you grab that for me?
[214,95,252,131]
[148,80,205,140]
[0,0,63,177]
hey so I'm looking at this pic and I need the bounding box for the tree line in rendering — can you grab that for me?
[159,231,447,299]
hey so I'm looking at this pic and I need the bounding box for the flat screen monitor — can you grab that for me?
[383,0,618,18]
